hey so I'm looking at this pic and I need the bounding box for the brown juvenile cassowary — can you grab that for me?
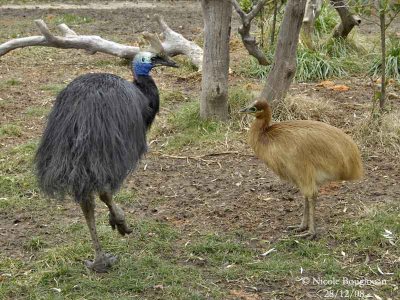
[241,99,363,238]
[35,34,178,272]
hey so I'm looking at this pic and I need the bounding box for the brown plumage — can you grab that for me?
[241,100,363,238]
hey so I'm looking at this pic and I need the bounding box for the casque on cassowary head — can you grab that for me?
[35,33,177,273]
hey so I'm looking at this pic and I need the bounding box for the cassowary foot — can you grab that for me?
[109,206,132,236]
[84,253,118,273]
[287,224,308,233]
[294,231,317,240]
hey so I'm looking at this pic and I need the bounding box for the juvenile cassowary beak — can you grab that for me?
[239,106,257,114]
[153,55,179,68]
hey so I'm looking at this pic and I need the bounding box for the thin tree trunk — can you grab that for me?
[270,0,278,46]
[261,0,307,107]
[379,5,386,112]
[301,0,322,49]
[200,0,232,121]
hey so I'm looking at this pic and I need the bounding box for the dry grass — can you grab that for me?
[354,109,400,156]
[272,93,335,123]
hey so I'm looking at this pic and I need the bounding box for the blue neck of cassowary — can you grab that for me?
[134,75,159,129]
[134,61,153,77]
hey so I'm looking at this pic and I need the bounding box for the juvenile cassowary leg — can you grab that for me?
[99,192,132,236]
[287,197,309,232]
[80,194,118,272]
[295,194,317,239]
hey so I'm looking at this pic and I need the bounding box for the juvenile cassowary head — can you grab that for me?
[240,100,271,119]
[133,51,178,76]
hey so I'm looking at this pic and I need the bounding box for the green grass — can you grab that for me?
[25,106,50,117]
[314,2,339,38]
[370,38,400,82]
[154,87,252,151]
[40,83,66,96]
[162,101,226,150]
[0,123,23,138]
[235,55,271,80]
[296,46,348,82]
[114,188,137,205]
[237,39,366,82]
[5,78,22,86]
[0,220,225,300]
[47,13,94,25]
[160,89,188,105]
[0,141,38,198]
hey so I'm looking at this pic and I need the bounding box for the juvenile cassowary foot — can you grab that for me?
[287,197,310,233]
[287,224,308,233]
[84,253,118,273]
[109,206,133,236]
[294,230,317,240]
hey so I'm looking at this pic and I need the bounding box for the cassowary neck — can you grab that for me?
[249,104,272,150]
[134,75,160,126]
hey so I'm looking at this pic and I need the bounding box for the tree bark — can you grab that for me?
[378,2,386,112]
[330,0,361,39]
[261,0,307,107]
[301,0,322,49]
[200,0,232,121]
[231,0,270,66]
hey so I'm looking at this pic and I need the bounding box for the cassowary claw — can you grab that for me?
[109,213,133,236]
[84,253,118,273]
[287,224,308,233]
[294,231,317,240]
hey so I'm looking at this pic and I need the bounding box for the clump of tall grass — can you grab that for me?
[235,53,272,79]
[272,93,335,123]
[314,2,339,38]
[296,47,347,82]
[354,109,400,156]
[370,38,400,83]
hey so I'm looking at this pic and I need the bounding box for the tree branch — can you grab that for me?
[0,17,203,70]
[330,0,361,38]
[231,0,271,66]
[154,14,203,71]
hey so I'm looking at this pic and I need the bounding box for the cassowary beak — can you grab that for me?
[240,106,257,114]
[153,56,179,68]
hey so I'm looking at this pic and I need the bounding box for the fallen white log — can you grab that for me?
[0,16,203,70]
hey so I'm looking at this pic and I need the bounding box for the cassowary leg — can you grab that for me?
[287,197,309,232]
[80,195,117,273]
[295,194,317,239]
[99,192,132,236]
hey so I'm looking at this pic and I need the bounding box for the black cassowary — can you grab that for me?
[35,40,177,272]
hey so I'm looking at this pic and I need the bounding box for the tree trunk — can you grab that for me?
[200,0,232,121]
[261,0,307,107]
[379,3,386,112]
[330,0,361,39]
[301,0,322,49]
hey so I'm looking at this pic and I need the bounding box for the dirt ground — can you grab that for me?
[0,2,399,299]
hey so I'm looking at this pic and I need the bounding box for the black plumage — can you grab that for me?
[35,73,159,202]
[34,48,177,272]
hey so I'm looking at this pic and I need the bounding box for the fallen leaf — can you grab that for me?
[329,85,350,91]
[316,80,335,88]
